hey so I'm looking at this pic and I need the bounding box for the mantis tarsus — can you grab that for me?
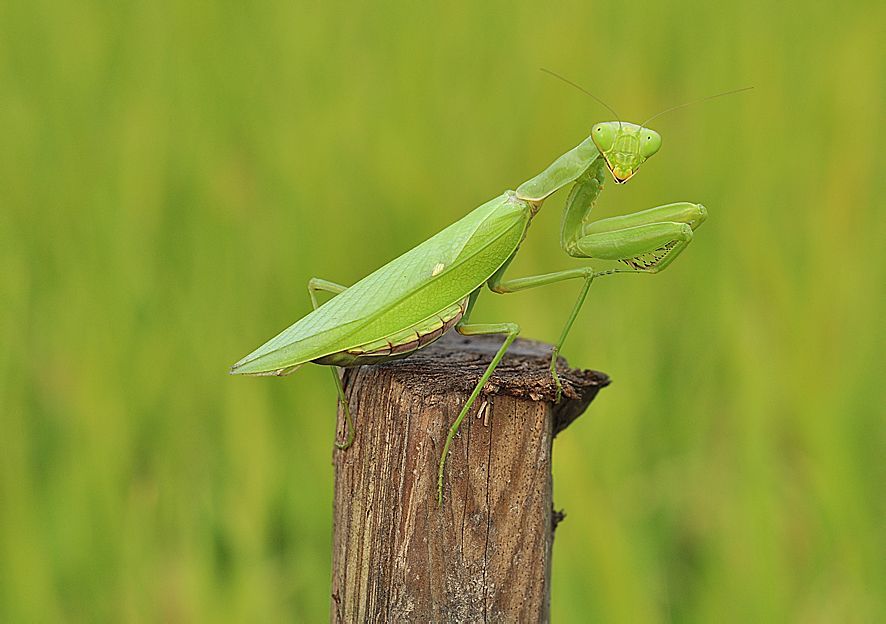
[231,86,727,505]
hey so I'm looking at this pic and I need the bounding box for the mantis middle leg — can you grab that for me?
[307,277,356,449]
[487,266,596,400]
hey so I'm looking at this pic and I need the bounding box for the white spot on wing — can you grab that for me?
[431,262,445,276]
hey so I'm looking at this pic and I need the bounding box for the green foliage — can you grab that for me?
[0,0,882,621]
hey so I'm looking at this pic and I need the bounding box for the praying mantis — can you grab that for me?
[231,78,744,505]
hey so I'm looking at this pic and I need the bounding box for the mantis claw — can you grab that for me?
[334,399,356,450]
[551,362,564,402]
[436,470,444,506]
[331,367,356,450]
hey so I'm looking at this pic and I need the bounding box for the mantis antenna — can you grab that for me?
[540,68,622,128]
[640,86,754,128]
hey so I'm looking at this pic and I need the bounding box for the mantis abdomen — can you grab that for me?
[312,297,469,367]
[231,192,532,375]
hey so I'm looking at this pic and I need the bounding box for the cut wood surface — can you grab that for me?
[330,333,609,623]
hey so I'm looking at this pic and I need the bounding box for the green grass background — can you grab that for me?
[1,0,883,621]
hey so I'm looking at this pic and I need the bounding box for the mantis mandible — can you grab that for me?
[231,79,745,505]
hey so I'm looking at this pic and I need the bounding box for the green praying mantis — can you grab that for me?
[232,75,748,505]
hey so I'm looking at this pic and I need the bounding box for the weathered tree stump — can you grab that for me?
[330,333,609,623]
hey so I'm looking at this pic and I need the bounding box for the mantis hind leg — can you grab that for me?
[307,277,356,450]
[437,321,520,506]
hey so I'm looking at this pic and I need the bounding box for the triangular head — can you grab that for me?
[590,122,662,184]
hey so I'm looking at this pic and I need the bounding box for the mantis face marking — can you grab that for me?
[591,121,662,184]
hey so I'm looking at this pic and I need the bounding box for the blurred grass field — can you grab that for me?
[1,0,883,621]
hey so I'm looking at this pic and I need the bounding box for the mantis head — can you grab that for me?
[591,122,661,184]
[539,68,750,185]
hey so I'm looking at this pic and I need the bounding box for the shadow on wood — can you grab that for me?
[331,333,609,623]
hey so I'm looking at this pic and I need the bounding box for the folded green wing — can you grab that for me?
[231,192,530,374]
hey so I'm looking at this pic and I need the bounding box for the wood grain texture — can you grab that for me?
[330,334,609,623]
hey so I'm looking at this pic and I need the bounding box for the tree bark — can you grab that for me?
[330,333,609,623]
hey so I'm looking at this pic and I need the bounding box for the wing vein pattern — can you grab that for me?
[234,192,530,373]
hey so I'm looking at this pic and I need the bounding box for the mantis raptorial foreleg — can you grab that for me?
[437,320,519,505]
[493,160,706,399]
[571,202,705,272]
[307,277,356,449]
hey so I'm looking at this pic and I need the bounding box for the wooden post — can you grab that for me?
[330,333,609,623]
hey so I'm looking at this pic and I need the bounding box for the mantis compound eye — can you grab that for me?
[640,129,662,158]
[590,122,617,152]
